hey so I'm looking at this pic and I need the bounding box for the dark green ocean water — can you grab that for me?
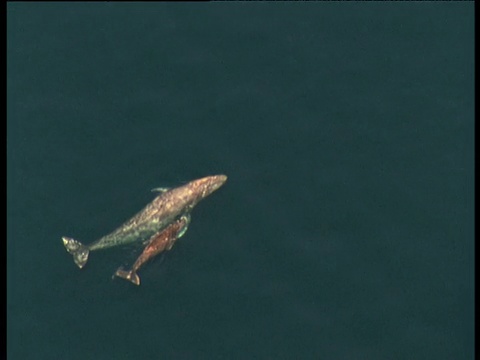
[7,3,474,360]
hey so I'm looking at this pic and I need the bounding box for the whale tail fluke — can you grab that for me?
[114,267,140,286]
[62,237,89,269]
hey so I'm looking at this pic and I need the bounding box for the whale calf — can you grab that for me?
[114,214,190,285]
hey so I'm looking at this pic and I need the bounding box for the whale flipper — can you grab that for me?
[151,187,170,193]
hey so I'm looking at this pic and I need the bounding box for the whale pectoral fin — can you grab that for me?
[151,187,170,193]
[166,241,175,251]
[166,236,180,250]
[177,214,191,239]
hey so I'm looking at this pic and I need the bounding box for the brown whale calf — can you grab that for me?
[114,214,190,285]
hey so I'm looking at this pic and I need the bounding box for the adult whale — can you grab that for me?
[62,174,227,269]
